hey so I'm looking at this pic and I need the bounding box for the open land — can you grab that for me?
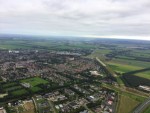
[0,36,150,113]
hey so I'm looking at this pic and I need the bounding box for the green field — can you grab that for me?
[87,49,111,60]
[143,106,150,113]
[110,58,150,68]
[31,87,42,93]
[134,71,150,80]
[117,95,140,113]
[11,89,28,96]
[88,48,150,80]
[20,77,49,87]
[4,86,22,92]
[2,82,18,88]
[20,77,49,93]
[107,62,142,73]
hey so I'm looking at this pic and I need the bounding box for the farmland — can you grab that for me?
[0,36,150,113]
[88,46,150,81]
[135,71,150,80]
[117,95,140,113]
[107,62,142,73]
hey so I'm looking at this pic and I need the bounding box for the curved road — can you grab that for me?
[133,97,150,113]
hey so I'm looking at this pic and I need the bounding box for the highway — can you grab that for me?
[133,97,150,113]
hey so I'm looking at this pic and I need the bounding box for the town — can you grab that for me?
[0,49,117,113]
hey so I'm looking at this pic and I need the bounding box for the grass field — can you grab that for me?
[2,82,18,88]
[107,62,142,73]
[109,58,150,69]
[20,77,49,87]
[88,48,150,74]
[117,95,140,113]
[30,87,42,93]
[142,106,150,113]
[11,89,28,96]
[20,77,49,93]
[134,71,150,80]
[87,49,111,60]
[4,86,22,92]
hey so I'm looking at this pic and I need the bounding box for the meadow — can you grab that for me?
[117,95,140,113]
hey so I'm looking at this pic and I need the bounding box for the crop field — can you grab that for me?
[108,58,150,68]
[117,95,140,113]
[0,38,97,51]
[107,62,142,73]
[122,74,150,87]
[134,71,150,80]
[87,49,111,60]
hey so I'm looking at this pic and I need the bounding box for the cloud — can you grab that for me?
[0,0,150,40]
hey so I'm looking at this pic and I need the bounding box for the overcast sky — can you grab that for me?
[0,0,150,40]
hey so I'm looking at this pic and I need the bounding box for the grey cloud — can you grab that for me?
[0,0,150,40]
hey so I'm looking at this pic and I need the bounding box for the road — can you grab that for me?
[133,97,150,113]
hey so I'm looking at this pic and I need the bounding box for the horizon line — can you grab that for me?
[0,33,150,41]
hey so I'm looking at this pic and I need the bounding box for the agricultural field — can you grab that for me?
[117,95,140,113]
[88,46,150,81]
[87,49,111,60]
[107,58,150,69]
[107,62,142,73]
[134,71,150,80]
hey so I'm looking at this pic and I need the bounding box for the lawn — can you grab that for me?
[4,86,22,92]
[31,86,42,93]
[11,89,28,96]
[2,82,18,88]
[20,77,49,87]
[117,95,140,113]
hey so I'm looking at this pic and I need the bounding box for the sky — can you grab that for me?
[0,0,150,40]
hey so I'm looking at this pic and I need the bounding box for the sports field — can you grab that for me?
[20,77,49,87]
[20,77,49,93]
